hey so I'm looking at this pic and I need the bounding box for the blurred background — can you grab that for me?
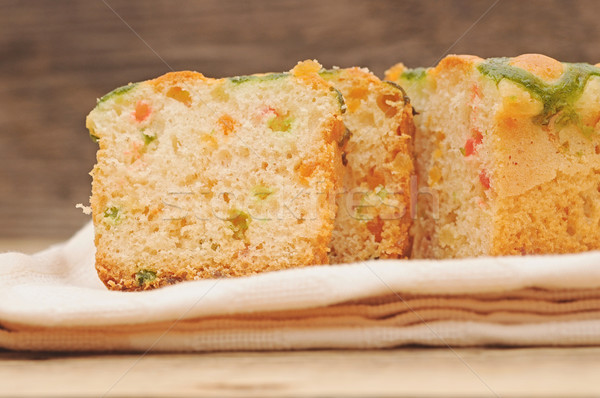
[1,0,599,240]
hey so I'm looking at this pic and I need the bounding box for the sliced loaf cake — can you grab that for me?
[387,54,600,258]
[321,67,415,262]
[87,60,345,290]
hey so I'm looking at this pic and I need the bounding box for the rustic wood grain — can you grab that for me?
[2,348,600,397]
[1,0,599,238]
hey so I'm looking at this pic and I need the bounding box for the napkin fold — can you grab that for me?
[1,222,600,352]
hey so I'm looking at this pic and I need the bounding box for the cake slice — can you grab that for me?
[321,68,415,262]
[386,54,600,258]
[86,60,346,290]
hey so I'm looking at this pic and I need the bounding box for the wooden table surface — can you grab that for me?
[2,348,600,397]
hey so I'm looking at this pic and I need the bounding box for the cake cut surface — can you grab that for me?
[321,68,415,262]
[387,54,600,258]
[87,61,345,290]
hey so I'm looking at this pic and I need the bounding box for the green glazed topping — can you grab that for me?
[97,83,138,104]
[229,73,288,85]
[478,58,600,129]
[135,269,156,286]
[400,67,427,81]
[227,209,251,240]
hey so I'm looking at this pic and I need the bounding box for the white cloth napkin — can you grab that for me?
[1,221,600,352]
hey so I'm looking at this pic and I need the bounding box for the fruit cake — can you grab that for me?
[386,54,600,258]
[86,60,346,290]
[321,67,415,262]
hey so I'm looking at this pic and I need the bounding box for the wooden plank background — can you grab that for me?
[1,0,599,238]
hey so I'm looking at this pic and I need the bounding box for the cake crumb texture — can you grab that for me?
[322,68,415,262]
[87,61,345,290]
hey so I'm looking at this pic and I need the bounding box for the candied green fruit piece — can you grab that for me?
[135,269,156,286]
[268,113,293,132]
[104,206,120,220]
[227,210,251,240]
[318,68,342,78]
[330,86,347,114]
[89,132,100,143]
[142,132,157,145]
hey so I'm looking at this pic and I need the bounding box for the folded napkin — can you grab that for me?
[1,222,600,352]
